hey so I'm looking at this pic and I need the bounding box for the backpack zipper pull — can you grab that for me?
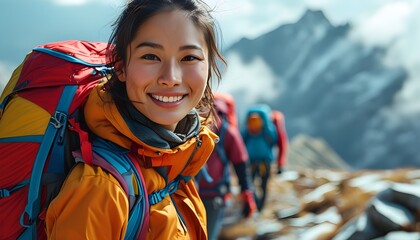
[50,111,68,144]
[196,136,202,148]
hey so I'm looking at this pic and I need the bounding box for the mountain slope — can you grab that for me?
[223,9,414,169]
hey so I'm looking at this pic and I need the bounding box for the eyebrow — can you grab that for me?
[179,45,203,51]
[135,41,203,52]
[136,41,162,49]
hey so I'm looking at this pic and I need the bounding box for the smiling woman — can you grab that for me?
[42,0,227,239]
[116,9,209,130]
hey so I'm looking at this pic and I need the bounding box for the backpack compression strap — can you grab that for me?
[148,175,192,205]
[147,136,201,205]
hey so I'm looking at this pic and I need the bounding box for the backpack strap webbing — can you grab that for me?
[19,85,77,239]
[91,138,148,240]
[148,175,192,205]
[148,136,202,205]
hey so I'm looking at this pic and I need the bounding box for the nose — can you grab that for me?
[158,60,181,87]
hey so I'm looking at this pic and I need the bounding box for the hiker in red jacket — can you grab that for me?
[198,93,257,240]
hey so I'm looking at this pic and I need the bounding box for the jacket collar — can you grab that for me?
[84,82,217,156]
[115,90,201,149]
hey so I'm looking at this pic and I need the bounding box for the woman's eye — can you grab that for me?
[182,55,200,61]
[142,54,160,61]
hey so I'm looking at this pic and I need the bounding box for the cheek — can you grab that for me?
[124,66,154,87]
[190,70,208,98]
[190,64,209,89]
[123,69,148,100]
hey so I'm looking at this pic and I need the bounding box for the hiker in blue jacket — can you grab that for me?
[242,104,278,211]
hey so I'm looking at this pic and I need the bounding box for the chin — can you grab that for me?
[152,116,181,129]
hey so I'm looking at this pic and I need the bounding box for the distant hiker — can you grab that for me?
[242,104,281,211]
[0,0,226,239]
[198,93,257,240]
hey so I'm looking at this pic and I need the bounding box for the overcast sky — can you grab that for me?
[1,0,420,113]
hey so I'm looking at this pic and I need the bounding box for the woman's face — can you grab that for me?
[118,9,209,131]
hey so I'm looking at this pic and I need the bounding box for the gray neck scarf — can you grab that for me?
[117,100,201,149]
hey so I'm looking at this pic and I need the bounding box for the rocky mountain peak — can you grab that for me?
[296,9,331,28]
[223,9,410,169]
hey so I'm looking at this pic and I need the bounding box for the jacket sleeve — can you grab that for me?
[45,163,129,240]
[224,126,253,192]
[225,126,248,165]
[273,114,288,168]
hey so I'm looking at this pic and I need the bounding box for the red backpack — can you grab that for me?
[213,92,238,128]
[198,94,236,198]
[0,40,148,239]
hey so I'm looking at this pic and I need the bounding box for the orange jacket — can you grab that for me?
[46,83,217,239]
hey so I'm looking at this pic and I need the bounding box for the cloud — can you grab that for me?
[210,0,416,48]
[350,1,412,46]
[209,0,306,47]
[2,0,420,117]
[0,0,118,69]
[51,0,118,5]
[52,0,88,5]
[0,62,14,93]
[378,1,420,115]
[216,52,278,116]
[209,0,420,118]
[303,0,395,26]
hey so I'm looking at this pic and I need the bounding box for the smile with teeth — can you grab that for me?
[151,94,184,103]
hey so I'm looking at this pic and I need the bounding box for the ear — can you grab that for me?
[115,60,126,82]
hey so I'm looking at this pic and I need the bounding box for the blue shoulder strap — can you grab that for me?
[5,47,109,240]
[19,85,77,239]
[92,138,148,240]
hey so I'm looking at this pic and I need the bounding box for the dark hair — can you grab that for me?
[105,0,226,121]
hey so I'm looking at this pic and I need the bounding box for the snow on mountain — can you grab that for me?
[220,9,418,169]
